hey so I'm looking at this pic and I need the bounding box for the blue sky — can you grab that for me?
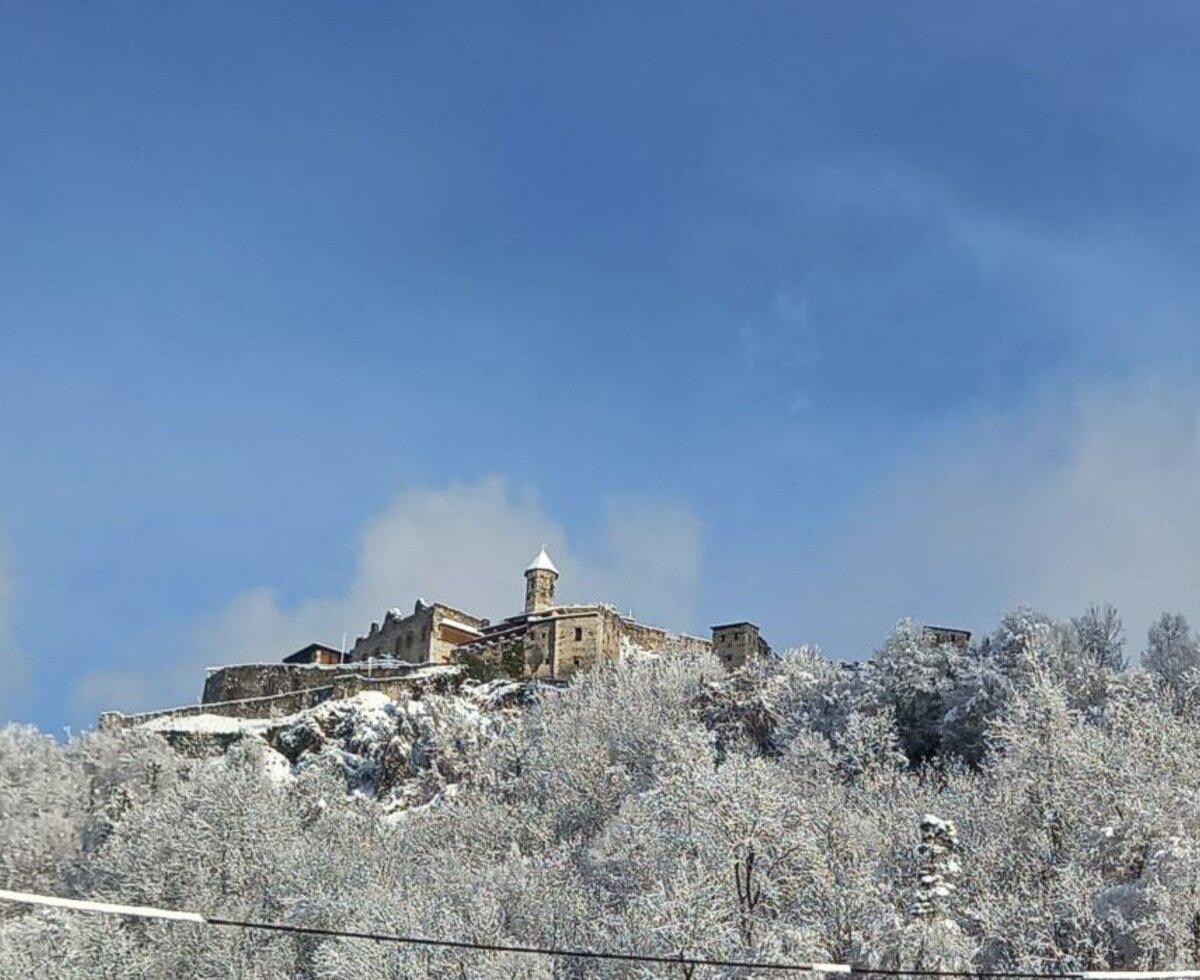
[3,3,1200,730]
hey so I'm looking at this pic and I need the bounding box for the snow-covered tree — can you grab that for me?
[864,619,962,764]
[1073,603,1127,672]
[1143,612,1200,692]
[6,608,1200,976]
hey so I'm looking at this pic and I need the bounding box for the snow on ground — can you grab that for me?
[141,713,273,735]
[136,683,537,810]
[619,638,659,663]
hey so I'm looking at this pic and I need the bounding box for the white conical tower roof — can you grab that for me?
[524,546,559,576]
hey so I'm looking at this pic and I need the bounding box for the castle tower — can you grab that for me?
[524,547,559,613]
[711,621,770,670]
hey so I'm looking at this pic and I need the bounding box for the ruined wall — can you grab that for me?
[349,603,436,663]
[102,686,335,731]
[349,601,486,664]
[203,662,427,704]
[103,667,465,731]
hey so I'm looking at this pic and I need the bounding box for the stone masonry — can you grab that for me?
[95,548,976,729]
[452,549,724,681]
[711,622,772,670]
[348,600,488,665]
[524,546,559,613]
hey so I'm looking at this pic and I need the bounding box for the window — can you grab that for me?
[574,627,583,641]
[573,656,582,667]
[406,634,414,650]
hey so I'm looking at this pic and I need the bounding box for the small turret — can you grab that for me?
[524,546,559,613]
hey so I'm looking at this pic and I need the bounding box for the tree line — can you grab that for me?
[2,603,1200,977]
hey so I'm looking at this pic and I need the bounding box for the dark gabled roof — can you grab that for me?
[283,642,343,664]
[923,625,971,637]
[711,621,759,632]
[456,619,531,653]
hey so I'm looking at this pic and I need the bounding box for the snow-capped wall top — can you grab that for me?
[524,546,559,576]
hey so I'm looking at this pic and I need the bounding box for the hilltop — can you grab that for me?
[3,607,1200,977]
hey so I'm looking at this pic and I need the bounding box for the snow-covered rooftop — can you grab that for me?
[524,546,559,575]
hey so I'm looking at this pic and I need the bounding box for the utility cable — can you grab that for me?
[4,889,1200,979]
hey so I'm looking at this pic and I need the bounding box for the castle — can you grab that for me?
[291,547,774,679]
[96,549,972,732]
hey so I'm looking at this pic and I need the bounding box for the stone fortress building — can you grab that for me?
[300,547,772,680]
[711,622,773,670]
[454,548,684,681]
[285,548,976,682]
[97,547,972,731]
[347,600,489,665]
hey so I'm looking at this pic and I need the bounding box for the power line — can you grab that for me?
[207,914,847,973]
[4,889,1200,979]
[0,889,839,975]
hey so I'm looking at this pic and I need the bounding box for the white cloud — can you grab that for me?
[788,374,1200,659]
[0,532,31,725]
[73,477,704,718]
[573,498,704,632]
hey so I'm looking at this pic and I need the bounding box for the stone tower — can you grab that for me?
[524,547,559,613]
[711,621,770,670]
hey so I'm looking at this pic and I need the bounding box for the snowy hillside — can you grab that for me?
[3,608,1200,977]
[140,679,539,812]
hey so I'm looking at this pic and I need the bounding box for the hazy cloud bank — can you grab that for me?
[69,376,1200,719]
[791,374,1200,659]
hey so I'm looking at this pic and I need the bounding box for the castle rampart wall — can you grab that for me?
[102,666,464,732]
[617,617,670,652]
[203,661,441,704]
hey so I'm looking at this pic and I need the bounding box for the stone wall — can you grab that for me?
[102,666,465,731]
[349,602,436,663]
[550,608,607,678]
[349,600,487,664]
[203,661,433,704]
[101,686,333,731]
[617,616,670,652]
[458,606,699,682]
[428,604,488,663]
[525,619,555,678]
[712,623,770,669]
[524,569,557,613]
